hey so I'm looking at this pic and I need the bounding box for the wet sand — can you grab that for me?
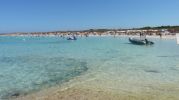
[13,85,179,100]
[13,73,179,100]
[12,61,179,100]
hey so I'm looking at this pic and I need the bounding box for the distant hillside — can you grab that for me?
[83,29,112,33]
[84,26,179,33]
[140,26,179,33]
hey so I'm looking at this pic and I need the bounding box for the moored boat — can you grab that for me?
[129,37,154,45]
[67,36,77,40]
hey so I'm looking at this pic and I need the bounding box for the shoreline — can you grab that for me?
[13,76,179,100]
[0,34,177,40]
[12,64,179,100]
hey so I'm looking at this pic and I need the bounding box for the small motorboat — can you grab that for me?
[67,36,77,40]
[129,37,154,45]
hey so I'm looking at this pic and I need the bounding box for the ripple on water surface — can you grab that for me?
[0,56,88,99]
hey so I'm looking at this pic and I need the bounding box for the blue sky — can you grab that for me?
[0,0,179,33]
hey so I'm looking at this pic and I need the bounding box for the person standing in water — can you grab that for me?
[140,33,146,40]
[159,33,162,39]
[140,33,142,39]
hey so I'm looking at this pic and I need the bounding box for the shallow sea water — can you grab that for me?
[0,36,179,99]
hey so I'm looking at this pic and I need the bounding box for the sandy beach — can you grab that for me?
[13,75,179,100]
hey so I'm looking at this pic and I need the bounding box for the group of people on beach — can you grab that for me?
[139,32,162,39]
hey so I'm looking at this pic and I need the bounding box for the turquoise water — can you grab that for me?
[0,36,179,99]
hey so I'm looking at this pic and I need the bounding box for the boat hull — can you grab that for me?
[67,37,77,40]
[129,38,154,45]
